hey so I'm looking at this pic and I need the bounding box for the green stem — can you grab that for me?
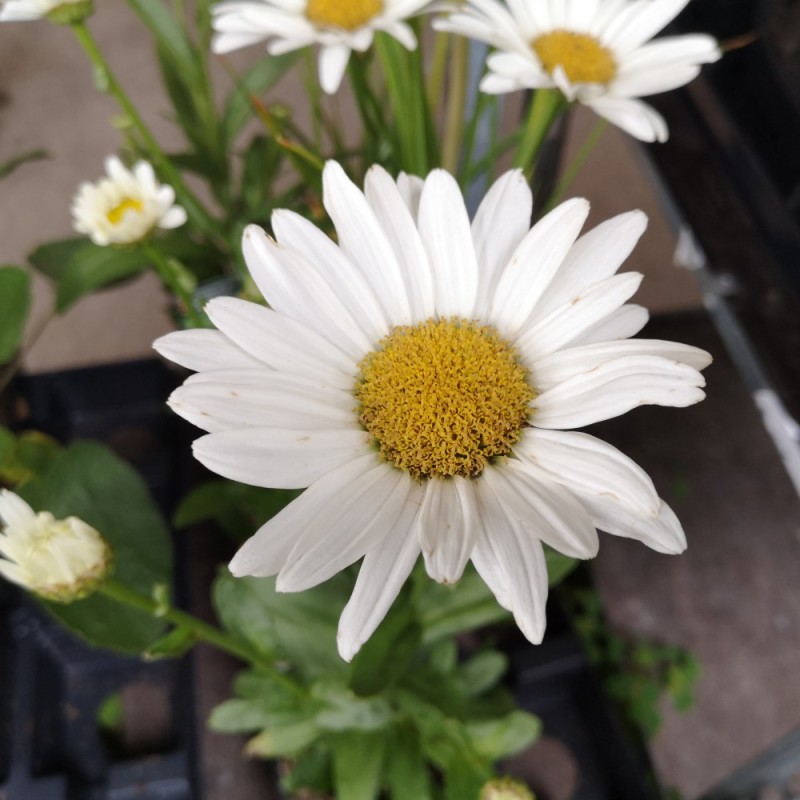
[71,22,219,240]
[512,89,565,179]
[543,116,608,212]
[142,243,205,329]
[99,578,264,666]
[441,35,469,175]
[426,32,450,114]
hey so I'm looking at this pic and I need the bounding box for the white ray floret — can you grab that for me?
[155,160,711,661]
[211,0,433,94]
[0,0,88,21]
[71,156,186,247]
[434,0,721,142]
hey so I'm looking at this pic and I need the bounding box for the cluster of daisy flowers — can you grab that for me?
[156,161,711,660]
[210,0,721,141]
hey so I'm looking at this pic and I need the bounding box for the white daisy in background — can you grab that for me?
[211,0,433,94]
[0,0,91,22]
[155,161,711,660]
[0,490,112,602]
[434,0,721,142]
[71,156,187,247]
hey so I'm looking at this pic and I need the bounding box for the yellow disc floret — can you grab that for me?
[306,0,383,30]
[355,318,536,480]
[533,30,616,85]
[106,197,144,225]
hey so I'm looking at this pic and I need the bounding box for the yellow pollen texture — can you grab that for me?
[106,197,144,225]
[533,30,616,85]
[306,0,383,30]
[355,318,536,480]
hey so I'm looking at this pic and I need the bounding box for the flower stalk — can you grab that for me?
[513,88,565,179]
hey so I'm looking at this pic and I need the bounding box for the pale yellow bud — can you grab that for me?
[480,777,536,800]
[0,489,112,603]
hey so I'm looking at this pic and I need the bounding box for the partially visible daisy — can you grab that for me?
[71,156,187,247]
[0,490,112,602]
[434,0,721,142]
[0,0,91,23]
[211,0,433,94]
[155,161,711,661]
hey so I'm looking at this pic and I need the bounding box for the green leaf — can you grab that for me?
[240,135,283,217]
[28,237,89,280]
[210,697,305,735]
[312,681,394,732]
[0,429,61,485]
[0,266,30,363]
[332,731,386,800]
[144,625,197,660]
[17,442,173,653]
[466,710,541,760]
[213,572,350,680]
[349,600,421,696]
[246,720,322,758]
[458,651,508,698]
[417,566,511,644]
[544,546,578,586]
[222,53,299,144]
[385,724,433,800]
[0,148,47,180]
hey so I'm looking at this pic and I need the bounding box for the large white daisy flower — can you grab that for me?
[155,161,711,660]
[71,156,187,247]
[211,0,433,94]
[434,0,721,142]
[0,490,112,603]
[0,0,90,22]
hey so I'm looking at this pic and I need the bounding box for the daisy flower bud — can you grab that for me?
[0,0,93,24]
[0,490,113,603]
[71,156,187,247]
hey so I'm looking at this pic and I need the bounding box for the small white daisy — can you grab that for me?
[434,0,721,142]
[0,490,112,602]
[155,161,711,660]
[71,156,187,247]
[0,0,90,22]
[211,0,433,94]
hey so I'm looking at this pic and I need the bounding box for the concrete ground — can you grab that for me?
[1,6,798,799]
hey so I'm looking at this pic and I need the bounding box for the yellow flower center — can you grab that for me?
[355,318,536,480]
[106,197,144,225]
[532,30,616,85]
[305,0,383,30]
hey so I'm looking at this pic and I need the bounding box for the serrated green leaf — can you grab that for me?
[0,266,31,363]
[17,442,172,653]
[222,53,299,144]
[466,710,541,760]
[332,731,386,800]
[312,681,394,732]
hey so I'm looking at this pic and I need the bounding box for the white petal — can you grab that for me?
[0,490,36,530]
[419,477,478,584]
[604,0,691,53]
[193,427,370,488]
[533,210,647,319]
[484,460,598,559]
[516,428,659,517]
[337,480,424,661]
[168,374,357,433]
[229,453,377,577]
[153,329,264,373]
[363,165,435,320]
[205,296,356,388]
[531,338,712,391]
[277,464,410,591]
[417,170,479,317]
[489,198,590,335]
[241,224,373,358]
[587,96,669,143]
[573,303,649,344]
[516,272,643,363]
[318,43,351,94]
[473,478,549,643]
[472,170,533,318]
[533,355,706,429]
[322,161,413,326]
